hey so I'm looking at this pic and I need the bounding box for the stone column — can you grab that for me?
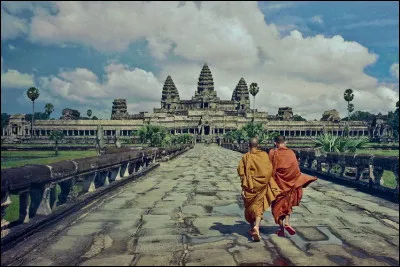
[18,190,30,223]
[29,184,56,217]
[82,173,97,192]
[1,191,12,234]
[58,179,75,205]
[108,166,121,182]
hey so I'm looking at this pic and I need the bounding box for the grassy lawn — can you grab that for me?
[1,150,98,169]
[356,149,399,157]
[5,183,84,223]
[382,171,397,189]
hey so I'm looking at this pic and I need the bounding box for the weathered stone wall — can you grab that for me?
[221,143,399,201]
[0,144,193,241]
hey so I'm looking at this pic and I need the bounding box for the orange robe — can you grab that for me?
[238,148,281,224]
[269,147,317,224]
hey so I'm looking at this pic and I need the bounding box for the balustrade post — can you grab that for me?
[356,165,366,181]
[19,190,30,223]
[120,163,129,178]
[95,171,109,188]
[370,165,384,187]
[108,166,121,182]
[58,178,74,205]
[82,173,97,193]
[1,191,11,237]
[31,183,56,216]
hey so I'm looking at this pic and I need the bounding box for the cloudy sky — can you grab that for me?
[1,1,399,120]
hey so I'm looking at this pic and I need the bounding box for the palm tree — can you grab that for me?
[27,87,40,139]
[49,130,64,156]
[249,83,259,124]
[343,88,354,137]
[44,103,54,119]
[343,89,354,121]
[87,109,92,119]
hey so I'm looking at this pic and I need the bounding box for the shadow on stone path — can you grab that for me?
[1,144,399,266]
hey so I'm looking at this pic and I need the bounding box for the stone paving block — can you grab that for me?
[80,255,135,266]
[51,236,81,251]
[135,251,183,266]
[185,249,236,266]
[26,257,54,266]
[135,235,183,253]
[67,222,104,236]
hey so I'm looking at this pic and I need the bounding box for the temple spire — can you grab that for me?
[197,63,214,94]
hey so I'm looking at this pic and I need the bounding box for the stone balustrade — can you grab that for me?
[221,143,399,201]
[1,144,192,242]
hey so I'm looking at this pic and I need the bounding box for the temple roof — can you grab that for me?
[162,75,180,100]
[197,63,214,94]
[231,77,249,100]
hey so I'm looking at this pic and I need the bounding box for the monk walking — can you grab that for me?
[269,136,317,237]
[237,137,281,242]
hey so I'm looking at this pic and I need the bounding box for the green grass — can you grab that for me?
[382,171,397,189]
[4,183,84,222]
[356,149,399,157]
[1,150,98,169]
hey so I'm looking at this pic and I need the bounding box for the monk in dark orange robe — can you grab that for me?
[238,137,281,241]
[269,136,317,237]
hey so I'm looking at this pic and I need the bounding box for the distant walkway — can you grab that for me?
[1,144,399,266]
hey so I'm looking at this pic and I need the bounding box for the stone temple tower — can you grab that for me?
[161,75,180,110]
[192,63,219,109]
[195,63,218,99]
[111,99,128,119]
[231,78,250,111]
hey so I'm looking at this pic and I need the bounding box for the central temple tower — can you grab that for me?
[192,63,220,108]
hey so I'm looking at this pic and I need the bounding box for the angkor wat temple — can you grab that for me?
[2,64,393,142]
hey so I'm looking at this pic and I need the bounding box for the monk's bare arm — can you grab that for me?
[237,157,246,188]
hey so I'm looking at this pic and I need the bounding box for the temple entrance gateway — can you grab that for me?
[204,125,210,135]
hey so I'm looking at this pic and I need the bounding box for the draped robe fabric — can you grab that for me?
[269,147,317,224]
[237,148,281,224]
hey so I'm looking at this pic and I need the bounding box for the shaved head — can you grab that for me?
[249,137,259,149]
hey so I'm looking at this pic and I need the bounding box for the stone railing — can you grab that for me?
[1,144,192,246]
[221,143,399,201]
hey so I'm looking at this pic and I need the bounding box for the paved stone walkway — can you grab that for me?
[2,144,399,266]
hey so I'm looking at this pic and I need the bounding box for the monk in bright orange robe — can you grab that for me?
[238,138,281,241]
[269,136,317,237]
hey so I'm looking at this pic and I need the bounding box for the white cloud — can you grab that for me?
[342,19,399,30]
[263,2,296,11]
[1,1,34,14]
[309,15,324,24]
[1,8,28,40]
[1,62,35,89]
[0,2,396,119]
[8,44,16,50]
[390,63,399,80]
[38,63,162,116]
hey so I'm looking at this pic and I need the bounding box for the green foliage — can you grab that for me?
[92,116,99,120]
[223,123,279,144]
[1,113,9,130]
[25,112,50,121]
[45,103,54,118]
[135,125,194,147]
[49,130,65,156]
[249,83,259,97]
[343,88,354,102]
[342,111,376,122]
[293,114,307,121]
[312,133,369,153]
[387,101,399,138]
[87,109,92,118]
[136,125,167,147]
[27,87,40,102]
